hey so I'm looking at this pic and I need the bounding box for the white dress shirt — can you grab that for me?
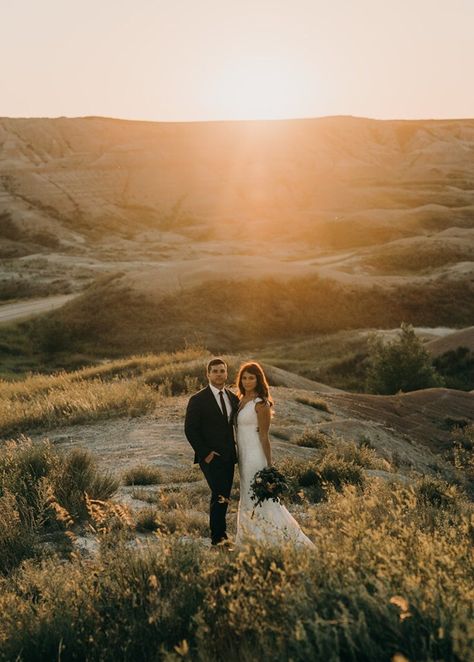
[209,383,232,421]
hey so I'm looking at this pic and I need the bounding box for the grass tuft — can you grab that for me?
[135,507,163,533]
[123,465,162,486]
[0,439,119,573]
[294,428,329,448]
[295,395,331,412]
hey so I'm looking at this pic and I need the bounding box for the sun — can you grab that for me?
[208,55,310,121]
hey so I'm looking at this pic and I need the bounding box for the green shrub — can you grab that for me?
[320,456,365,490]
[366,323,444,394]
[434,346,474,391]
[280,455,365,503]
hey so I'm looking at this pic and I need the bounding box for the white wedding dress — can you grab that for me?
[235,398,314,547]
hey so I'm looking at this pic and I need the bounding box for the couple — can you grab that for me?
[184,358,313,548]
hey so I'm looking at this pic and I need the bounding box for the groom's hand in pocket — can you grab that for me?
[204,451,220,464]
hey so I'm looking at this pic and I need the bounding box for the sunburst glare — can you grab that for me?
[207,55,312,120]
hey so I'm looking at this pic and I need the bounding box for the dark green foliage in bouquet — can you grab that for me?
[250,466,288,510]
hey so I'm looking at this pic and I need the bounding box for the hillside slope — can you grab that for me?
[1,115,473,247]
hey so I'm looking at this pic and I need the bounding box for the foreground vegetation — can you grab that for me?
[0,439,119,574]
[0,437,473,661]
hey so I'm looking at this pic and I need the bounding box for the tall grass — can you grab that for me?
[0,378,157,438]
[0,479,472,661]
[0,348,211,437]
[0,439,119,573]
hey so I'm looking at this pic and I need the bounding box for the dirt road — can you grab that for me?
[0,294,76,324]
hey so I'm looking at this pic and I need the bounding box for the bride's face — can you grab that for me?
[241,371,258,393]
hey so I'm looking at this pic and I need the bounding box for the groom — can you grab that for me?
[184,358,239,546]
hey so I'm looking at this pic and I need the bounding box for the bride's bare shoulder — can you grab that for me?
[255,398,271,409]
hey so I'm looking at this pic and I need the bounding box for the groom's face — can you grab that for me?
[207,363,227,389]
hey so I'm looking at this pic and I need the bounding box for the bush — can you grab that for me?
[434,346,474,391]
[55,448,119,519]
[366,323,444,394]
[333,440,389,470]
[280,454,365,503]
[0,440,119,572]
[319,456,365,492]
[414,476,460,510]
[123,465,162,486]
[0,490,39,574]
[135,507,162,532]
[294,428,328,448]
[449,425,474,494]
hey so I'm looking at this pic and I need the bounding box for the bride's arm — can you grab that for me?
[256,402,272,466]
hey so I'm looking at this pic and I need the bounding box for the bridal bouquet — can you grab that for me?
[250,466,288,513]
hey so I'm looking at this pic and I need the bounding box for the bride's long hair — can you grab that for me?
[236,362,273,406]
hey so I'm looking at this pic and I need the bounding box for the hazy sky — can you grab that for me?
[2,0,473,121]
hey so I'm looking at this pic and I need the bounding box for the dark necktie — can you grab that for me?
[219,390,228,421]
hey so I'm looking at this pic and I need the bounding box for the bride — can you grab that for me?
[235,362,314,547]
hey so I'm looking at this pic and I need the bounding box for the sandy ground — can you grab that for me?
[26,380,472,554]
[35,385,472,483]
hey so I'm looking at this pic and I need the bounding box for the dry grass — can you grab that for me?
[135,507,163,533]
[294,428,329,448]
[0,378,157,438]
[0,439,119,573]
[123,465,162,486]
[132,483,211,537]
[163,465,203,484]
[0,348,212,437]
[295,395,331,412]
[0,478,472,661]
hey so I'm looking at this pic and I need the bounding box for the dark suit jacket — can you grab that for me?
[184,385,239,464]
